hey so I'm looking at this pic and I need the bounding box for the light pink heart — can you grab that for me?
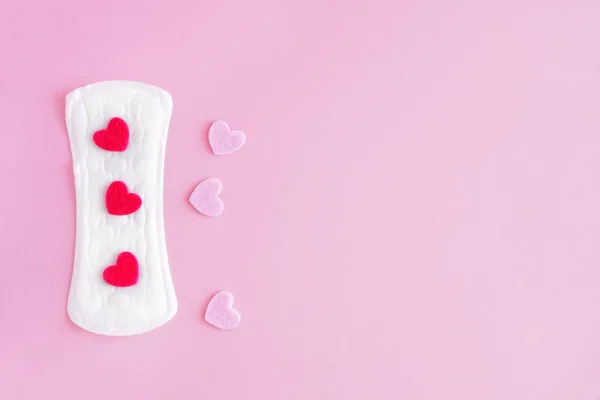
[208,120,246,155]
[205,291,241,330]
[189,178,224,217]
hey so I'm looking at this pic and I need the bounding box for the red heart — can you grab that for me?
[103,252,139,287]
[93,117,129,151]
[106,181,142,215]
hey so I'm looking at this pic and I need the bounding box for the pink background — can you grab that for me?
[1,0,599,399]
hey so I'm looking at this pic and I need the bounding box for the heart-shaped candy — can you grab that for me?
[103,252,139,287]
[205,291,241,330]
[208,120,245,155]
[93,117,129,152]
[189,178,224,217]
[106,181,142,216]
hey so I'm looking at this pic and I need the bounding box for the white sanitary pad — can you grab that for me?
[65,81,177,336]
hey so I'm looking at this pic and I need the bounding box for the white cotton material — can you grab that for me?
[65,81,177,336]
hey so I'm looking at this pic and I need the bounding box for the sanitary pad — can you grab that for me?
[65,81,178,336]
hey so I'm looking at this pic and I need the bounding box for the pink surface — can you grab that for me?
[0,1,599,399]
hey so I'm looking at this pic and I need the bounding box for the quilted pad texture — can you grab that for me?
[65,81,178,336]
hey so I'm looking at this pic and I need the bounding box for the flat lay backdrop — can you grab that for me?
[1,0,600,399]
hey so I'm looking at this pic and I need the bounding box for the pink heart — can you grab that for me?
[208,120,246,155]
[205,291,241,330]
[189,178,224,217]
